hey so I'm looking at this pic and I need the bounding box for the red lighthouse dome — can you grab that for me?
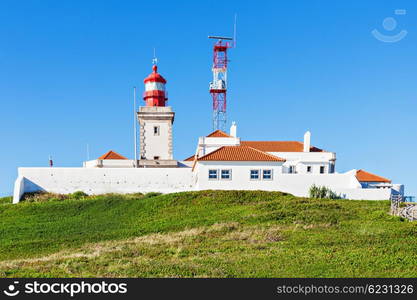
[143,65,167,107]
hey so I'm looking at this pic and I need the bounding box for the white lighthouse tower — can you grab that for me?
[137,64,177,167]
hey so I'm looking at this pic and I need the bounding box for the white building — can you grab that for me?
[12,65,404,203]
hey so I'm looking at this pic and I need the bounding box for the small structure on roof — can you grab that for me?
[356,169,391,183]
[98,150,128,160]
[206,130,231,138]
[355,169,394,189]
[83,150,133,168]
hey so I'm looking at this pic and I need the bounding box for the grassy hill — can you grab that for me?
[0,190,416,278]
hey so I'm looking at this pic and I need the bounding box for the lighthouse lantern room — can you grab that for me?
[143,65,168,107]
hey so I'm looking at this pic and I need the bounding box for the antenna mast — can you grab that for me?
[208,16,236,131]
[133,86,138,167]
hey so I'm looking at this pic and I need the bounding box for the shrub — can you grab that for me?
[69,191,89,199]
[144,192,162,198]
[22,192,67,202]
[21,191,90,202]
[309,184,340,199]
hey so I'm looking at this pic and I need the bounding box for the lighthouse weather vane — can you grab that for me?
[152,48,158,65]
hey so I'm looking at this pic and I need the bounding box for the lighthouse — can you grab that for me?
[137,65,176,167]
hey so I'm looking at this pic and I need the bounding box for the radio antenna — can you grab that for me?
[133,86,138,167]
[233,13,237,48]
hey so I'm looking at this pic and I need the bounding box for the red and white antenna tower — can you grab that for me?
[208,15,237,131]
[208,36,233,131]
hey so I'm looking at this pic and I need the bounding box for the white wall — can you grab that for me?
[196,161,285,191]
[270,152,336,174]
[285,161,329,174]
[83,159,136,168]
[13,176,25,204]
[138,106,174,160]
[268,151,336,162]
[143,121,171,159]
[14,167,195,202]
[13,165,395,203]
[334,188,392,200]
[195,164,391,200]
[197,136,240,157]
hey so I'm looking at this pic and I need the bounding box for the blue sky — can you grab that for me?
[0,0,416,196]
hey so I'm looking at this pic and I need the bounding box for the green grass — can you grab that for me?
[0,196,12,205]
[0,190,416,278]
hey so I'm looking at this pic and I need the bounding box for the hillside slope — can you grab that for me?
[0,191,416,277]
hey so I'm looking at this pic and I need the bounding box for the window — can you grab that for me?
[153,126,160,136]
[262,169,273,180]
[250,169,260,180]
[153,156,160,160]
[221,169,232,180]
[329,163,335,173]
[208,169,218,180]
[307,166,312,173]
[320,166,325,174]
[289,166,295,174]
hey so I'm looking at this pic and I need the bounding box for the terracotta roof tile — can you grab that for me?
[206,130,231,138]
[184,140,324,160]
[356,169,391,183]
[241,141,324,152]
[184,154,195,161]
[99,150,128,160]
[197,146,285,162]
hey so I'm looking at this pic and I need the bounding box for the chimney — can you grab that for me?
[303,131,311,152]
[230,122,237,137]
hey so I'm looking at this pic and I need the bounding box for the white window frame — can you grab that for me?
[221,169,232,180]
[208,169,218,180]
[262,169,273,180]
[250,169,260,180]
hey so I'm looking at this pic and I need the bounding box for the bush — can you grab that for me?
[22,192,67,202]
[144,192,162,198]
[68,191,89,199]
[309,184,340,199]
[21,191,90,202]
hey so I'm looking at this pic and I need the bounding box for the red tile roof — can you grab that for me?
[99,150,128,160]
[184,154,195,161]
[197,146,285,162]
[184,140,324,160]
[241,141,324,152]
[206,130,231,138]
[356,169,391,183]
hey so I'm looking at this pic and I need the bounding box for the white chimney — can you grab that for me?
[230,121,237,137]
[303,131,311,152]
